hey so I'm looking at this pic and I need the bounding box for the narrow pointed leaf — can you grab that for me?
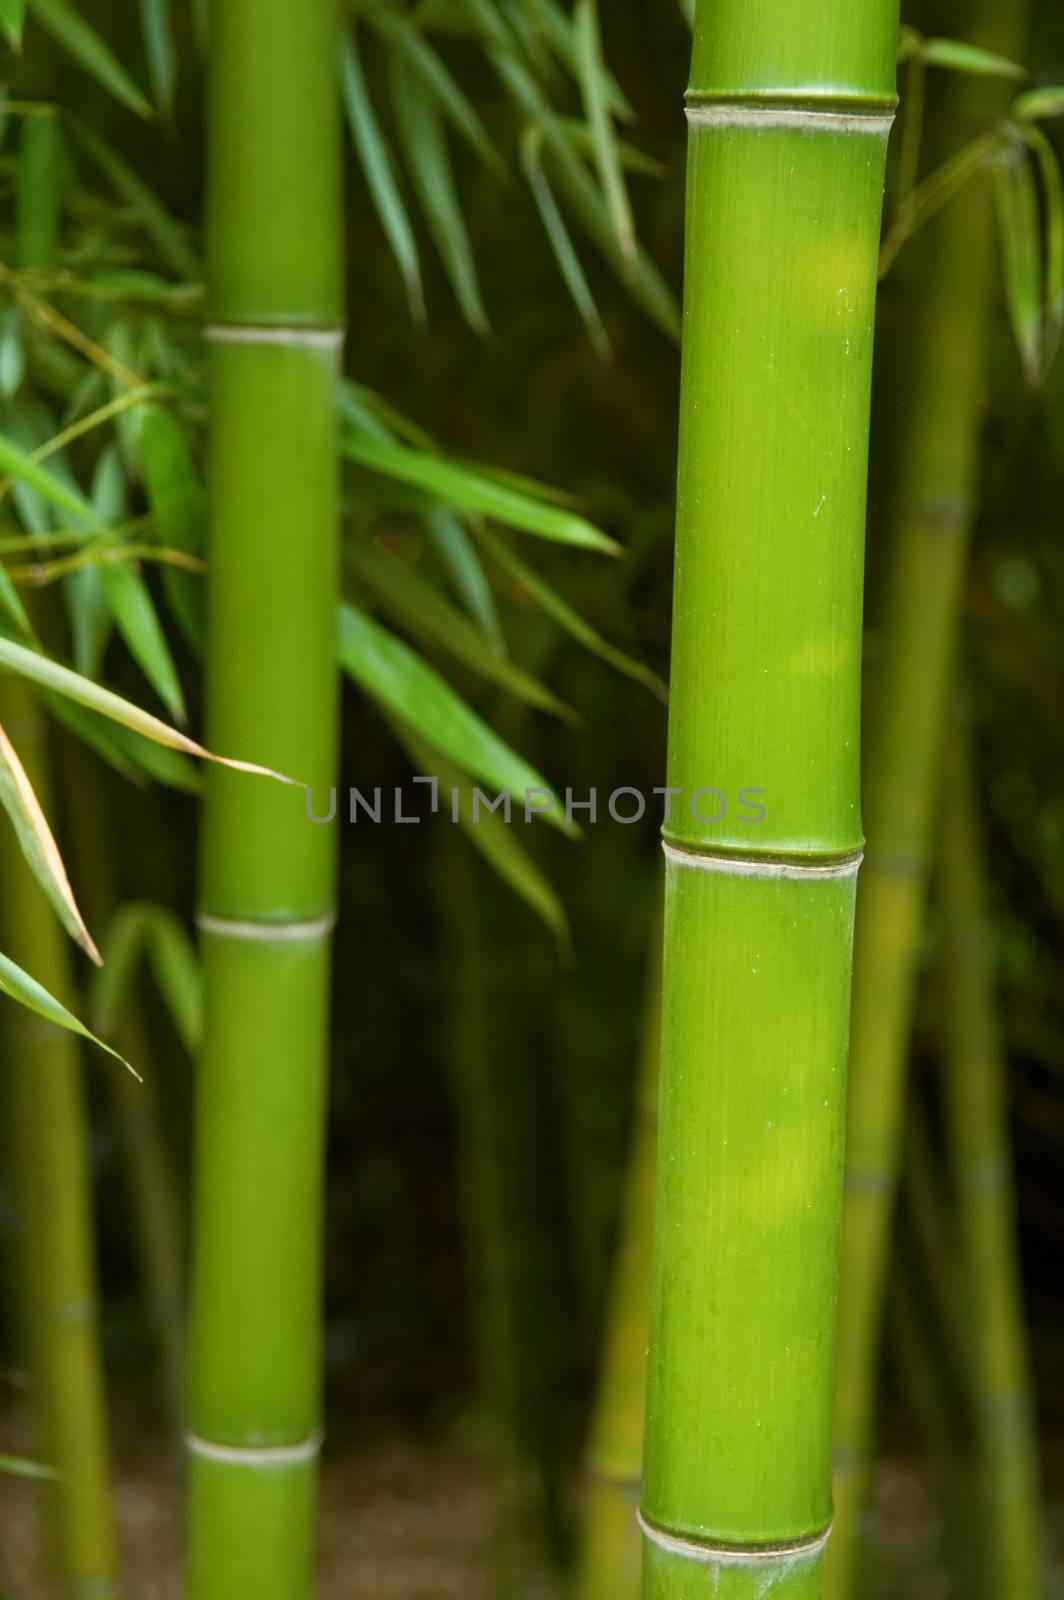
[346,538,575,720]
[337,602,574,836]
[134,403,205,650]
[920,37,1026,80]
[1012,86,1064,123]
[341,426,618,552]
[0,0,25,48]
[0,719,100,961]
[27,0,152,117]
[522,123,610,356]
[339,28,424,320]
[0,947,134,1072]
[138,0,176,115]
[425,508,504,649]
[476,526,667,701]
[574,0,635,271]
[993,138,1043,385]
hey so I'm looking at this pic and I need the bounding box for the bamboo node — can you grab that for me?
[184,1429,323,1466]
[196,911,337,942]
[637,1511,831,1566]
[684,105,894,135]
[204,324,346,349]
[661,842,863,880]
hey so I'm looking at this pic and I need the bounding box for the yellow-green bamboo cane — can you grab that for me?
[575,927,660,1600]
[0,676,118,1596]
[640,6,897,1597]
[939,723,1042,1599]
[184,0,343,1591]
[829,8,1026,1589]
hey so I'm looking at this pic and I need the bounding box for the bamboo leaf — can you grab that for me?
[0,947,134,1072]
[475,526,667,701]
[0,634,289,782]
[574,0,636,272]
[97,559,187,723]
[0,425,99,530]
[992,137,1043,386]
[0,1453,56,1480]
[919,37,1026,80]
[138,0,176,116]
[521,123,610,357]
[339,27,425,321]
[134,404,205,651]
[340,424,618,553]
[346,537,575,720]
[424,508,504,650]
[0,0,25,48]
[397,723,569,946]
[522,0,633,120]
[92,901,201,1053]
[27,0,152,118]
[0,718,100,962]
[337,602,574,836]
[390,51,489,333]
[17,110,62,268]
[366,2,507,182]
[1011,85,1064,123]
[0,560,30,637]
[1017,121,1064,364]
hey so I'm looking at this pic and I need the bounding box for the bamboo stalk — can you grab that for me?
[60,743,185,1424]
[640,6,897,1596]
[185,0,343,1591]
[829,8,1027,1589]
[0,675,118,1596]
[575,922,661,1600]
[938,724,1042,1599]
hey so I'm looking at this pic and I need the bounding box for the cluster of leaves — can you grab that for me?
[887,29,1064,386]
[0,0,670,1063]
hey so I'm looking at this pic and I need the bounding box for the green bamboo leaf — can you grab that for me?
[1017,121,1064,361]
[134,404,205,651]
[522,123,610,358]
[346,538,575,720]
[339,27,424,321]
[919,37,1026,80]
[17,110,62,268]
[0,561,30,637]
[390,51,489,333]
[0,718,100,961]
[397,724,569,946]
[574,0,636,272]
[366,2,507,181]
[138,0,176,115]
[0,426,98,529]
[44,690,201,793]
[424,508,504,650]
[97,560,186,723]
[0,947,134,1071]
[27,0,152,118]
[1011,85,1064,123]
[0,0,25,48]
[475,526,668,701]
[340,425,619,553]
[557,117,669,178]
[993,138,1043,386]
[0,1453,56,1480]
[0,306,25,399]
[337,602,574,836]
[522,0,633,120]
[92,902,201,1053]
[0,633,287,781]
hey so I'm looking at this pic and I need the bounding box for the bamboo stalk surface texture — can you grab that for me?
[185,0,343,1593]
[640,4,897,1596]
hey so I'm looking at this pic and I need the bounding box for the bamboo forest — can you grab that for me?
[0,0,1062,1595]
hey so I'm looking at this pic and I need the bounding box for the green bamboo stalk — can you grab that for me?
[938,724,1042,1599]
[640,6,897,1596]
[828,9,1027,1590]
[436,843,558,1597]
[0,675,118,1596]
[60,743,185,1424]
[575,926,660,1600]
[185,0,343,1591]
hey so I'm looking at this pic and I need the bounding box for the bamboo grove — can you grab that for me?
[0,1,1060,1598]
